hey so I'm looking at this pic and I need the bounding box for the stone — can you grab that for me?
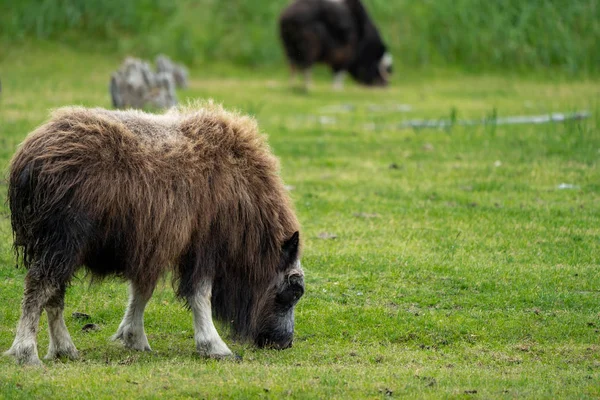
[110,57,177,110]
[156,54,189,89]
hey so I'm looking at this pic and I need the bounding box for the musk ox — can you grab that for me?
[279,0,392,90]
[4,104,305,366]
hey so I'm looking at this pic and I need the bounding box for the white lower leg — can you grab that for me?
[333,71,346,90]
[189,282,232,358]
[45,307,78,360]
[4,312,43,366]
[112,283,151,351]
[303,69,312,91]
[4,278,58,366]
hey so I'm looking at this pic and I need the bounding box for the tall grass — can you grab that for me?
[390,0,600,74]
[0,0,175,39]
[1,0,599,74]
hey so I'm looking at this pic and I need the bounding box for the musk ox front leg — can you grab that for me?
[112,281,153,351]
[4,273,65,366]
[188,281,233,358]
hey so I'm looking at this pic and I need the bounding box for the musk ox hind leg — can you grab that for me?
[112,280,154,351]
[4,272,68,366]
[44,283,78,361]
[188,281,233,359]
[288,64,312,92]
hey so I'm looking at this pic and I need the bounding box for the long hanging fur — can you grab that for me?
[8,103,300,339]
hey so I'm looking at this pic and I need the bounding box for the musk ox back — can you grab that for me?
[279,0,392,89]
[4,105,305,366]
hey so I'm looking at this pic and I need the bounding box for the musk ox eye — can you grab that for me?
[276,279,304,306]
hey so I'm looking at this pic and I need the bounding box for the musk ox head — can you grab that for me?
[252,231,304,349]
[349,40,393,86]
[343,0,393,86]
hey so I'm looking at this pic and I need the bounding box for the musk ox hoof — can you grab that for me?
[4,343,43,367]
[196,340,233,359]
[44,345,79,361]
[112,328,152,352]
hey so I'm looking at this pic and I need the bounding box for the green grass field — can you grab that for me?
[0,44,599,398]
[3,0,599,74]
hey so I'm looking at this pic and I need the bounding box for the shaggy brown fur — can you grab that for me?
[7,103,303,363]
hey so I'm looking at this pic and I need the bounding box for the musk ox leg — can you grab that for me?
[333,71,346,91]
[188,281,233,358]
[45,283,78,360]
[289,64,297,86]
[4,273,62,366]
[112,281,153,351]
[303,68,312,92]
[287,64,312,92]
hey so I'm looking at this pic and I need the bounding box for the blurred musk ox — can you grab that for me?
[4,104,304,366]
[279,0,392,90]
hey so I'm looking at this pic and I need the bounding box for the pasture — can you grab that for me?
[0,43,599,398]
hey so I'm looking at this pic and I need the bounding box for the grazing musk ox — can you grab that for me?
[4,104,304,366]
[279,0,392,90]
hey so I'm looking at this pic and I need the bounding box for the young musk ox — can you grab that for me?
[279,0,393,90]
[4,104,305,366]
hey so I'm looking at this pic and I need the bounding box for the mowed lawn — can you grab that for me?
[0,44,599,398]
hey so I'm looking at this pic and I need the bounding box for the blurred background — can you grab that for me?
[1,0,598,75]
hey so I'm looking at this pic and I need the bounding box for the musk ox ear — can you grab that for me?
[281,231,300,268]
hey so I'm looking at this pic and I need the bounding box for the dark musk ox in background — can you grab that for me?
[279,0,392,90]
[4,104,305,366]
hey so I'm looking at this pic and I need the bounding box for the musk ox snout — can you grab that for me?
[255,331,294,350]
[377,52,393,86]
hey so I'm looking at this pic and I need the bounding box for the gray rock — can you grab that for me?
[156,54,189,89]
[110,57,178,109]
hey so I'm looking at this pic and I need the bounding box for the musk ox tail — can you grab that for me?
[8,160,34,266]
[8,121,94,283]
[9,158,85,278]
